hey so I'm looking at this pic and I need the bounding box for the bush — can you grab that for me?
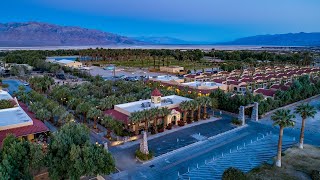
[231,118,242,126]
[222,167,246,180]
[178,120,185,127]
[135,149,153,161]
[311,170,320,180]
[166,123,172,130]
[0,99,15,109]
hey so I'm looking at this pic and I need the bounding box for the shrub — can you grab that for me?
[135,149,153,161]
[0,99,15,109]
[222,167,246,180]
[311,170,320,180]
[231,118,242,126]
[178,121,185,127]
[166,123,172,130]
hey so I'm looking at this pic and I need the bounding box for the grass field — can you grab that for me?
[96,58,216,71]
[247,144,320,180]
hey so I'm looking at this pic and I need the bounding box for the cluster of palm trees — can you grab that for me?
[180,96,218,124]
[271,103,317,168]
[129,107,171,135]
[28,75,54,93]
[15,86,74,126]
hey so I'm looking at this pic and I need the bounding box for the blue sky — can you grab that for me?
[1,0,319,42]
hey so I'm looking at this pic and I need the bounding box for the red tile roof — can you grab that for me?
[212,79,225,84]
[104,109,130,124]
[270,84,289,91]
[0,102,49,145]
[151,88,162,96]
[228,81,242,85]
[254,88,277,97]
[185,74,197,78]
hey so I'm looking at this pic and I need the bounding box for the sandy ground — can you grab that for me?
[247,144,320,180]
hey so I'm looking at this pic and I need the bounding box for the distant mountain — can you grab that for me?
[134,36,191,45]
[222,32,320,46]
[0,22,141,47]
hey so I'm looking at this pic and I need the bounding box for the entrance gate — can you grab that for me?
[238,102,259,126]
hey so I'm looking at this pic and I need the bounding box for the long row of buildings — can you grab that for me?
[149,65,320,98]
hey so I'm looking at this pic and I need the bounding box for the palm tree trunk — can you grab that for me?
[135,124,139,135]
[299,118,306,149]
[203,105,207,119]
[276,126,284,167]
[145,119,148,131]
[183,111,187,123]
[154,118,158,133]
[94,117,97,129]
[190,110,194,121]
[197,107,201,120]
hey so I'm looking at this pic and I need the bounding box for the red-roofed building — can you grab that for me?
[254,88,277,99]
[151,88,162,96]
[270,84,290,91]
[0,91,49,145]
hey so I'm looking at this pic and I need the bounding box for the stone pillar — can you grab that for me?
[140,131,149,155]
[238,106,245,125]
[251,102,259,121]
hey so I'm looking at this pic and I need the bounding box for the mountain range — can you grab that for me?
[0,22,319,47]
[0,22,140,46]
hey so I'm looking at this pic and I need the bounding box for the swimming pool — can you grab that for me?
[2,79,31,95]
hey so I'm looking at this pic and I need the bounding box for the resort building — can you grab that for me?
[47,58,83,68]
[0,90,48,145]
[149,75,185,84]
[181,81,228,92]
[159,66,184,74]
[104,89,191,134]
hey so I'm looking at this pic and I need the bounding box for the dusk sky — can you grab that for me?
[1,0,319,42]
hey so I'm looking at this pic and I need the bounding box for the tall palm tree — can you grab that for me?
[88,107,103,129]
[159,107,171,127]
[129,111,143,135]
[196,98,204,120]
[271,109,295,167]
[189,100,198,121]
[202,96,212,119]
[210,97,219,116]
[180,101,190,124]
[150,108,160,133]
[141,109,151,131]
[294,103,317,149]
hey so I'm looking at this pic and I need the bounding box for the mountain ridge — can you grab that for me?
[220,32,320,46]
[0,22,141,47]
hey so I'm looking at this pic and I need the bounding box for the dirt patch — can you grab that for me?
[247,144,320,180]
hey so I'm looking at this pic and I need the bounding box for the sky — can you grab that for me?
[1,0,320,42]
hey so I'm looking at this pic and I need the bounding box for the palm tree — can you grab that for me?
[129,111,143,135]
[159,107,171,127]
[76,102,91,124]
[294,103,317,149]
[141,109,151,131]
[88,107,103,129]
[195,98,204,120]
[150,108,160,133]
[35,108,52,122]
[202,96,212,119]
[189,100,198,121]
[180,101,190,124]
[210,97,219,115]
[271,109,295,167]
[52,105,65,124]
